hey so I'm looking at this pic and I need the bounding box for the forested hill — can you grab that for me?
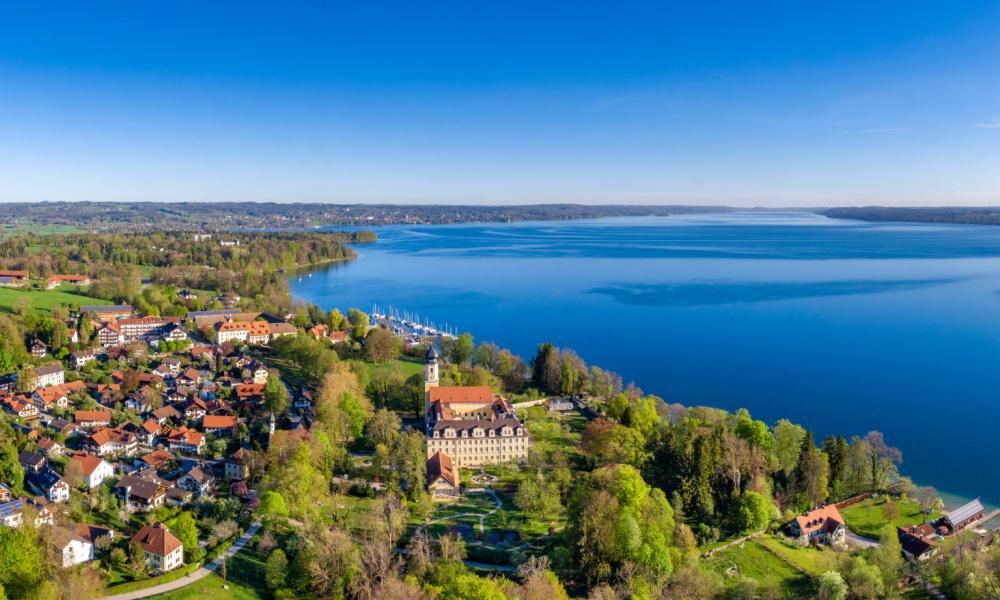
[1,202,732,232]
[823,206,1000,225]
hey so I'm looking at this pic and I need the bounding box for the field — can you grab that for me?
[0,223,83,236]
[840,496,941,539]
[0,286,110,315]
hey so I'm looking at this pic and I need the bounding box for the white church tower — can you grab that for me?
[424,345,439,417]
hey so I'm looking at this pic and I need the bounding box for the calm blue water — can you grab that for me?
[290,211,1000,507]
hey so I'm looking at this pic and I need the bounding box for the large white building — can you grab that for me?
[423,347,532,467]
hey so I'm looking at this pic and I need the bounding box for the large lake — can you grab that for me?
[290,211,1000,508]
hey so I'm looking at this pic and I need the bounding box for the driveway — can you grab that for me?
[102,521,261,600]
[844,528,880,548]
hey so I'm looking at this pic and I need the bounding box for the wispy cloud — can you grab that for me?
[974,116,1000,129]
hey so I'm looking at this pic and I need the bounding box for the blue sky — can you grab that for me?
[0,1,997,205]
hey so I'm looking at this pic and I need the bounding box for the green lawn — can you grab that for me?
[363,357,424,380]
[706,539,813,596]
[148,544,268,599]
[840,496,941,539]
[0,286,110,315]
[755,536,838,576]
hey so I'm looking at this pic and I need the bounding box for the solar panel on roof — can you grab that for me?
[0,499,24,518]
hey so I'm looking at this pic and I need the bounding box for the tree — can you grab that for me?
[531,342,561,395]
[817,571,848,600]
[264,375,290,416]
[448,332,474,366]
[128,541,147,575]
[365,327,400,363]
[792,430,829,507]
[169,512,201,562]
[864,431,902,492]
[773,419,806,476]
[874,524,904,592]
[842,556,885,600]
[265,549,288,590]
[570,464,674,584]
[347,308,369,339]
[737,491,774,532]
[366,408,401,449]
[258,491,289,522]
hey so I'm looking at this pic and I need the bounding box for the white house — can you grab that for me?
[72,453,115,489]
[51,528,94,567]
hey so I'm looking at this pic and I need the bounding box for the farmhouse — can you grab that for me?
[789,504,846,545]
[45,274,91,289]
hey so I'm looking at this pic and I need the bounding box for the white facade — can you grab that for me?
[59,538,94,568]
[84,460,114,488]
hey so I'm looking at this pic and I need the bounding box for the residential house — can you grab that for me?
[137,449,174,472]
[36,438,62,457]
[898,524,940,561]
[32,364,65,388]
[328,330,349,344]
[84,426,138,457]
[115,476,166,510]
[202,415,237,437]
[70,349,99,368]
[131,523,184,573]
[177,465,214,495]
[30,339,47,358]
[234,383,265,405]
[224,448,249,480]
[0,497,24,527]
[96,321,125,346]
[789,504,847,545]
[165,427,205,454]
[45,417,77,437]
[1,395,39,420]
[26,468,70,503]
[75,524,115,547]
[49,527,94,567]
[18,450,47,473]
[32,380,87,410]
[70,453,115,488]
[427,451,461,500]
[151,405,181,425]
[74,410,112,430]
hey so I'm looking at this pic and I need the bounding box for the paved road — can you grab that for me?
[102,522,261,600]
[844,528,881,549]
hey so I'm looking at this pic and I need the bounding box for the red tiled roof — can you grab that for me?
[428,386,494,404]
[202,415,236,429]
[70,453,105,476]
[427,451,458,487]
[795,504,844,536]
[131,523,182,557]
[75,410,111,423]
